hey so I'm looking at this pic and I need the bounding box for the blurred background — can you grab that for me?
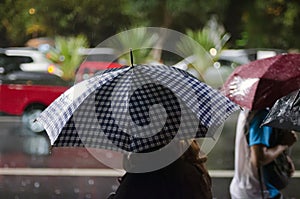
[0,0,300,198]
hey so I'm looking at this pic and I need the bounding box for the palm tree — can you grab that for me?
[107,27,160,65]
[49,35,89,81]
[176,15,231,80]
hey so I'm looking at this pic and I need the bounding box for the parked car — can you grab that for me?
[0,47,63,77]
[0,70,71,132]
[75,48,122,82]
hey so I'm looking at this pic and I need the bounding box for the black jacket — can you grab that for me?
[110,157,212,199]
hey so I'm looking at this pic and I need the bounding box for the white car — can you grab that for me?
[2,47,63,77]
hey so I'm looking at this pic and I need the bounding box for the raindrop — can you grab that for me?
[85,193,92,199]
[88,179,94,185]
[34,182,40,188]
[279,118,284,123]
[112,184,118,191]
[21,181,27,187]
[54,189,61,195]
[74,188,80,193]
[59,56,65,62]
[106,152,113,158]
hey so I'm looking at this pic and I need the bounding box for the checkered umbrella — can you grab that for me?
[37,64,239,153]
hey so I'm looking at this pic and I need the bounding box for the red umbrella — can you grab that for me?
[221,53,300,110]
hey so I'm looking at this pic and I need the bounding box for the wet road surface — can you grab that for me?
[1,114,300,199]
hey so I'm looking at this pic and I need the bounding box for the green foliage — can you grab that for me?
[0,0,42,45]
[176,16,231,77]
[0,0,299,51]
[124,0,230,30]
[0,0,131,47]
[237,0,300,49]
[236,32,249,48]
[36,0,131,46]
[107,28,160,65]
[51,35,89,81]
[176,34,212,77]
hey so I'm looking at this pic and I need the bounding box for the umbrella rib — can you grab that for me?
[291,90,300,109]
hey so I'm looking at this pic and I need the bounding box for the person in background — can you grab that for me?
[230,108,297,199]
[108,140,212,199]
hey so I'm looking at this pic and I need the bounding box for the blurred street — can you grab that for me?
[1,114,300,199]
[1,1,299,198]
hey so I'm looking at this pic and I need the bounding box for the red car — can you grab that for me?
[0,71,70,132]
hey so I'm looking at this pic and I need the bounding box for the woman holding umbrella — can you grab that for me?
[109,140,213,199]
[36,63,240,199]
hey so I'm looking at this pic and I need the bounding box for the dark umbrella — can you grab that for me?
[37,64,239,153]
[262,89,300,131]
[221,53,300,110]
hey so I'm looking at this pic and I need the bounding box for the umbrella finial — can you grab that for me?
[130,48,134,67]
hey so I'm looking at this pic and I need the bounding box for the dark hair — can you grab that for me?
[181,140,207,164]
